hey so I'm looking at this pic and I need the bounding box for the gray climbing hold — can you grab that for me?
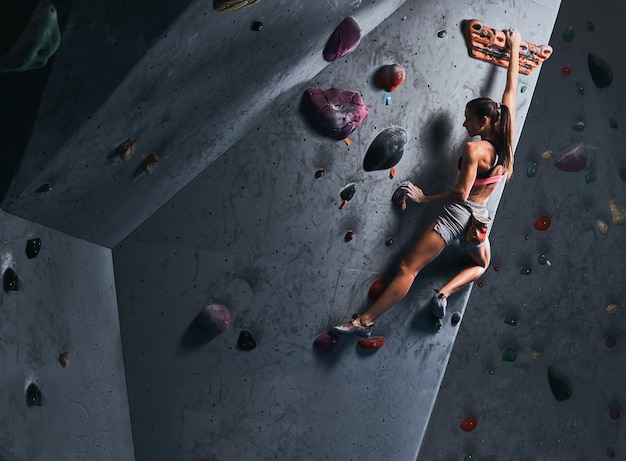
[547,365,573,401]
[588,53,613,88]
[363,127,407,171]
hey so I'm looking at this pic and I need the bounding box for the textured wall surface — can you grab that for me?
[420,0,626,459]
[0,210,134,461]
[113,0,560,460]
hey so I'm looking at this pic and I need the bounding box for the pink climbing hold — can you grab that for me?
[323,17,362,62]
[553,142,587,172]
[301,88,369,140]
[195,304,230,335]
[314,332,342,353]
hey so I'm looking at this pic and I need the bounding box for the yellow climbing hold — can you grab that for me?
[596,219,609,235]
[541,149,553,160]
[532,351,542,361]
[607,304,618,315]
[609,199,626,225]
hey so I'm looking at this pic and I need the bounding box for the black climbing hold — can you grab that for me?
[363,127,407,171]
[451,312,462,325]
[609,118,618,129]
[237,330,257,351]
[26,383,44,407]
[251,21,263,31]
[547,365,573,401]
[25,238,42,259]
[37,183,52,193]
[588,53,613,88]
[340,184,356,202]
[3,268,22,292]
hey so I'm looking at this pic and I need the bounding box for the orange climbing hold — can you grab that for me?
[358,336,386,349]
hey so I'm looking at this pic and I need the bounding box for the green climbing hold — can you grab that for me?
[571,121,585,132]
[437,30,447,38]
[428,315,443,331]
[520,85,528,93]
[537,251,549,265]
[576,81,585,95]
[526,161,538,177]
[504,316,518,326]
[562,26,575,42]
[464,453,474,461]
[26,383,44,406]
[585,168,597,183]
[502,347,518,362]
[3,268,22,291]
[0,0,61,73]
[519,266,532,275]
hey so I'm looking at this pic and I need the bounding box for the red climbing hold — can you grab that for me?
[460,417,478,432]
[533,216,551,231]
[358,336,386,349]
[368,278,388,302]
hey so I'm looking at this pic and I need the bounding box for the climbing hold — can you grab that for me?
[533,351,542,361]
[213,0,260,13]
[608,407,620,420]
[464,453,474,461]
[314,169,326,178]
[519,266,532,275]
[547,365,573,401]
[459,417,478,432]
[385,238,394,246]
[25,238,42,258]
[609,199,626,225]
[533,216,551,231]
[251,21,263,31]
[142,152,159,174]
[477,282,484,288]
[553,142,587,172]
[58,351,70,367]
[0,0,61,74]
[391,182,410,211]
[607,304,618,315]
[561,65,572,76]
[526,161,538,177]
[376,64,405,92]
[541,149,553,160]
[437,30,447,38]
[520,85,527,93]
[503,316,518,326]
[363,127,407,173]
[596,219,609,235]
[428,316,443,331]
[118,138,136,160]
[368,278,388,302]
[37,183,52,193]
[313,332,342,353]
[301,88,369,140]
[562,26,575,42]
[502,347,518,362]
[537,250,550,265]
[3,268,22,292]
[237,330,257,351]
[571,121,585,132]
[195,304,230,336]
[358,336,386,349]
[26,383,44,407]
[344,230,355,241]
[339,183,356,209]
[588,53,613,88]
[605,335,616,349]
[585,21,595,32]
[451,312,461,325]
[323,17,361,62]
[575,81,585,95]
[585,167,597,183]
[493,265,500,272]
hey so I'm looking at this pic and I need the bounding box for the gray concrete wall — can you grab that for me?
[113,1,560,460]
[419,0,626,459]
[0,210,134,460]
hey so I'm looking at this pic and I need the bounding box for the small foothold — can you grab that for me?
[503,316,518,326]
[437,30,447,38]
[608,407,620,420]
[585,168,597,183]
[585,21,595,32]
[358,336,386,349]
[368,278,388,303]
[548,365,573,401]
[609,199,626,225]
[313,332,342,353]
[428,315,443,331]
[541,149,553,160]
[493,265,500,272]
[520,85,528,93]
[119,137,136,160]
[571,121,585,132]
[37,183,52,193]
[237,330,257,351]
[477,282,484,288]
[605,335,616,349]
[339,184,356,208]
[451,312,461,325]
[251,21,263,31]
[58,351,71,367]
[533,216,551,231]
[526,161,538,177]
[533,351,542,361]
[537,251,549,265]
[561,65,572,76]
[385,238,394,246]
[344,230,355,241]
[596,219,609,235]
[562,26,575,42]
[607,304,618,315]
[3,268,22,292]
[519,266,532,275]
[25,238,42,258]
[575,81,585,95]
[142,152,159,174]
[459,417,478,432]
[502,347,518,362]
[26,383,44,407]
[389,167,396,179]
[315,169,326,178]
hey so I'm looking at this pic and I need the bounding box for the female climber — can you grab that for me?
[332,29,522,337]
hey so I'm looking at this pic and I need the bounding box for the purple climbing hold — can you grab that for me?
[313,332,342,353]
[363,127,407,172]
[588,53,613,88]
[301,88,369,140]
[195,304,230,336]
[237,330,257,351]
[323,17,361,62]
[547,365,573,401]
[553,142,587,172]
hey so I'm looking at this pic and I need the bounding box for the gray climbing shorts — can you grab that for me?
[433,200,489,249]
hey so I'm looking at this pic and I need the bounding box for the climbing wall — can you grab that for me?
[419,0,626,459]
[0,209,134,460]
[113,1,560,460]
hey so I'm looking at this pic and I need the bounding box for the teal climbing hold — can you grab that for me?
[0,0,61,73]
[527,161,538,177]
[504,316,518,326]
[562,26,575,42]
[502,347,518,362]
